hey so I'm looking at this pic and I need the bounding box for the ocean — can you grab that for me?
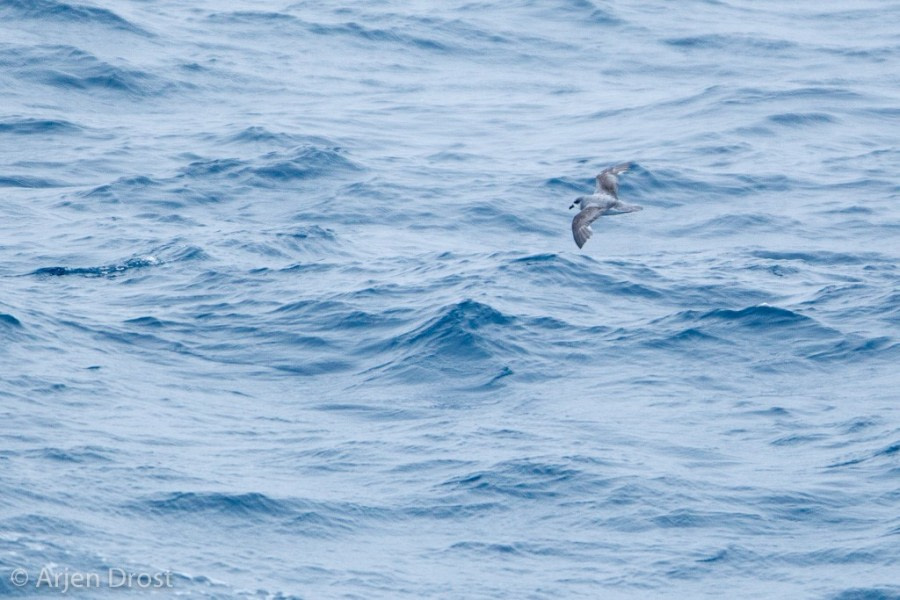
[1,0,899,598]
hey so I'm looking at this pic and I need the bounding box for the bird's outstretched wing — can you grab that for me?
[572,205,606,249]
[595,162,631,198]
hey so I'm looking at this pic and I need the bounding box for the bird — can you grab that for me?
[569,163,643,249]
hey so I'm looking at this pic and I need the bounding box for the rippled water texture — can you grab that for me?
[2,0,899,598]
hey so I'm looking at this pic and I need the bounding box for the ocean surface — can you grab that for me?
[1,0,899,598]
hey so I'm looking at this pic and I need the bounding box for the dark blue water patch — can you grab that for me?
[441,459,585,500]
[178,157,246,179]
[831,588,900,600]
[651,509,765,530]
[247,146,362,184]
[0,0,151,35]
[30,256,159,279]
[697,305,816,330]
[221,126,328,147]
[840,417,882,435]
[0,311,26,343]
[4,44,173,97]
[357,300,525,386]
[78,165,255,206]
[821,42,897,62]
[750,249,886,266]
[0,514,85,538]
[389,458,476,474]
[650,326,728,351]
[447,541,522,556]
[124,316,168,328]
[664,34,796,53]
[755,491,851,525]
[60,319,197,361]
[767,112,838,126]
[808,336,898,363]
[500,253,665,298]
[770,434,829,447]
[80,174,162,201]
[28,446,113,463]
[0,175,66,188]
[269,300,414,335]
[745,262,800,278]
[620,165,758,205]
[278,510,356,539]
[210,9,460,53]
[27,243,203,279]
[828,442,900,469]
[372,299,514,361]
[206,10,299,24]
[138,492,294,518]
[643,305,850,365]
[0,117,81,134]
[220,227,343,262]
[584,6,623,26]
[821,202,876,214]
[0,313,23,328]
[135,493,404,536]
[273,226,338,251]
[478,365,514,388]
[860,106,900,119]
[305,20,451,53]
[400,502,504,521]
[721,85,867,109]
[543,176,585,193]
[271,360,355,376]
[306,403,426,424]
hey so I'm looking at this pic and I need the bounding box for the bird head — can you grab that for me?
[569,197,582,210]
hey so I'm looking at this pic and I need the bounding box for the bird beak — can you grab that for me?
[568,203,575,210]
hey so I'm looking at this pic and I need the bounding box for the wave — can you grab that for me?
[0,117,82,134]
[0,312,24,344]
[502,252,666,299]
[29,244,206,278]
[0,175,66,188]
[248,146,361,183]
[0,313,22,328]
[379,299,513,360]
[644,304,898,365]
[649,305,839,352]
[221,126,331,148]
[4,44,171,96]
[441,459,585,500]
[31,257,160,278]
[696,305,816,329]
[830,588,900,600]
[360,299,517,386]
[767,112,838,126]
[76,141,361,207]
[133,491,394,539]
[808,336,898,363]
[207,11,452,53]
[750,250,887,266]
[0,0,150,35]
[28,446,113,463]
[664,34,796,53]
[140,492,294,517]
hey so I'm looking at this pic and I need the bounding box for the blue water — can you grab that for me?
[2,0,899,598]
